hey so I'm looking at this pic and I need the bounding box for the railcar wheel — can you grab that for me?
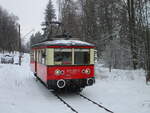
[66,87,84,93]
[75,88,83,92]
[34,73,37,77]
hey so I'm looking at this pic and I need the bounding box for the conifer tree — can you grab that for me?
[43,0,56,37]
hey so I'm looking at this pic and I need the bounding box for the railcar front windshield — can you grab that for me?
[54,48,90,65]
[74,49,90,65]
[54,49,72,65]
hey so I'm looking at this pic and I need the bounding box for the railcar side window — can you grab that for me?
[74,49,90,65]
[41,49,46,64]
[54,49,72,65]
[38,50,41,63]
[30,50,34,62]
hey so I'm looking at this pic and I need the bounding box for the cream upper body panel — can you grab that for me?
[45,48,95,65]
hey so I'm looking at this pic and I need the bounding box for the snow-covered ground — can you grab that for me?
[0,53,150,113]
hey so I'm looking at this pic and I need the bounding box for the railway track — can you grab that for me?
[36,77,114,113]
[52,91,78,113]
[77,93,114,113]
[51,91,114,113]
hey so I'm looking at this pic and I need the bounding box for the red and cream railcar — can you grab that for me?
[30,40,95,91]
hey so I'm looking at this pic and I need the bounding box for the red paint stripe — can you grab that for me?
[32,46,95,50]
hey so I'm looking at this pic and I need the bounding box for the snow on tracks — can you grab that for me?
[52,92,110,113]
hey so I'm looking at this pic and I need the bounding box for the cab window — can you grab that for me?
[54,49,72,65]
[74,49,90,65]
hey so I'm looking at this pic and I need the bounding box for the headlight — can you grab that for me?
[85,69,91,74]
[55,70,61,75]
[60,70,64,75]
[81,69,85,73]
[55,70,64,75]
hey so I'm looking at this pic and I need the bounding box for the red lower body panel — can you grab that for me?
[30,63,95,89]
[36,64,47,83]
[47,65,94,80]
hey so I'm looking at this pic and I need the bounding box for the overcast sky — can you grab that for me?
[0,0,58,41]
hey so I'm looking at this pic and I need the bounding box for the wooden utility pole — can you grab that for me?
[18,24,21,66]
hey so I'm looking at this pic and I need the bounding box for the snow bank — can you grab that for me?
[95,63,146,81]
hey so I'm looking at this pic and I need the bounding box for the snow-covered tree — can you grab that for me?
[0,6,19,52]
[45,0,56,24]
[42,0,56,37]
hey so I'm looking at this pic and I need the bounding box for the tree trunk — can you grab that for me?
[127,0,138,69]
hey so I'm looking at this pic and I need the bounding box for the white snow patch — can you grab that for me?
[0,53,150,113]
[39,40,94,46]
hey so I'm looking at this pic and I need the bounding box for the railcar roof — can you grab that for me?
[32,40,95,47]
